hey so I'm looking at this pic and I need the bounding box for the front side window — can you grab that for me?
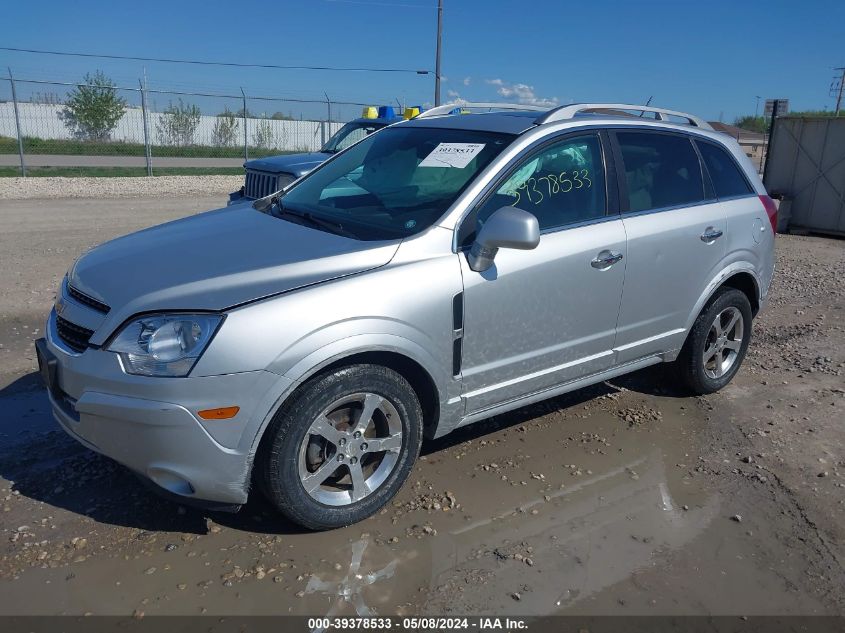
[616,132,705,212]
[697,140,753,198]
[281,126,514,239]
[475,134,607,231]
[321,121,381,153]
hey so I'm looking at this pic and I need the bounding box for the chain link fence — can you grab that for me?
[0,76,365,176]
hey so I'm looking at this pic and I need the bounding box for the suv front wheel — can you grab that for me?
[258,364,423,530]
[674,287,753,395]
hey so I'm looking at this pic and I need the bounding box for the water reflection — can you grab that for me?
[304,536,397,626]
[303,449,720,617]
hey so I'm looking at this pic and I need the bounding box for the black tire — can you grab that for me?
[673,287,753,395]
[258,364,423,530]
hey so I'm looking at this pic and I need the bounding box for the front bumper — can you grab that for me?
[36,311,287,506]
[227,187,253,206]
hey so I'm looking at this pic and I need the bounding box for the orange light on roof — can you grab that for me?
[403,107,421,120]
[197,406,240,420]
[361,106,378,119]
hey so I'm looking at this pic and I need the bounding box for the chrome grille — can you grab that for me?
[67,284,110,313]
[56,315,94,353]
[244,170,288,199]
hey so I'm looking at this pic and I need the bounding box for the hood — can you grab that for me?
[244,152,331,177]
[70,205,400,344]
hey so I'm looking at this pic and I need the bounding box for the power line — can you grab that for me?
[0,46,431,75]
[4,76,379,107]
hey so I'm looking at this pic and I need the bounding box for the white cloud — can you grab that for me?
[446,89,468,105]
[484,78,558,107]
[463,76,471,86]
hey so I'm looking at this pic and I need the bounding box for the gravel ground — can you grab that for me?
[0,176,243,200]
[0,197,843,617]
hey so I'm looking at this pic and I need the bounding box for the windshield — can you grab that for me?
[281,126,514,240]
[321,121,383,153]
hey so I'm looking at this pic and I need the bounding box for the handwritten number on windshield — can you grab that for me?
[511,170,591,206]
[538,174,559,195]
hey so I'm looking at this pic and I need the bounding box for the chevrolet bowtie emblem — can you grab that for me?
[55,298,65,316]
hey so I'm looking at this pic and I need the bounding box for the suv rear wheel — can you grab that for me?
[674,287,753,395]
[258,364,423,530]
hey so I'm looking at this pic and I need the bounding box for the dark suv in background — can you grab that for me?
[228,105,406,203]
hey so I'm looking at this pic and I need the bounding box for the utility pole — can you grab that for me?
[240,87,248,162]
[140,67,153,177]
[434,0,443,106]
[7,67,26,177]
[834,67,845,116]
[762,98,781,184]
[754,95,761,118]
[139,78,152,177]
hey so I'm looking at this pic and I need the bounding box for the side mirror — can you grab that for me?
[467,206,540,272]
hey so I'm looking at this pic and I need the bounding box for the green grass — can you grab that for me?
[0,166,244,178]
[0,136,300,159]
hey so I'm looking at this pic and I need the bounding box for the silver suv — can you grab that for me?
[36,102,776,530]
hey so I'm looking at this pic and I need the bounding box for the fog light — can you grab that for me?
[148,468,194,496]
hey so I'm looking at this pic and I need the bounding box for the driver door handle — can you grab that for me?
[591,250,624,269]
[700,227,724,242]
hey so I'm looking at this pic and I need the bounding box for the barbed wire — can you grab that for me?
[1,76,378,108]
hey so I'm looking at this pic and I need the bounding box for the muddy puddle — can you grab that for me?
[0,374,828,616]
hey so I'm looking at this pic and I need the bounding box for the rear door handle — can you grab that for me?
[700,227,723,242]
[591,250,624,269]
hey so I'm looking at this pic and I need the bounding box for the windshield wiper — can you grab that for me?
[272,200,358,239]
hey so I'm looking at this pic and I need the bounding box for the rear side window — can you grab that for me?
[616,132,704,212]
[697,141,753,198]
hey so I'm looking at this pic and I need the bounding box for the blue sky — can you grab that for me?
[2,0,843,123]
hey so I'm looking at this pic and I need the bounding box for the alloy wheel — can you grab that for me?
[702,306,744,379]
[297,392,403,506]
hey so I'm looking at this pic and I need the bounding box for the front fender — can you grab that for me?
[280,331,449,396]
[241,332,454,461]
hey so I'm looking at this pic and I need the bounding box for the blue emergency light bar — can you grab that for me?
[377,105,396,119]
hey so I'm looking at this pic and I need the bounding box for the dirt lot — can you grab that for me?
[0,175,242,200]
[0,194,843,617]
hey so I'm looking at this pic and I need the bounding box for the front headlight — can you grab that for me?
[107,313,223,377]
[277,173,295,190]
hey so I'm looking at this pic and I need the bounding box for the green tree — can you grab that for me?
[271,111,295,120]
[211,107,239,147]
[156,99,201,146]
[228,107,253,118]
[788,108,844,117]
[60,71,127,141]
[252,118,276,148]
[734,115,767,134]
[735,109,844,134]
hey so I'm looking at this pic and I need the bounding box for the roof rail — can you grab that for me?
[416,102,548,119]
[536,103,713,130]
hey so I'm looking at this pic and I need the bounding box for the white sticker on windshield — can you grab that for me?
[419,143,486,168]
